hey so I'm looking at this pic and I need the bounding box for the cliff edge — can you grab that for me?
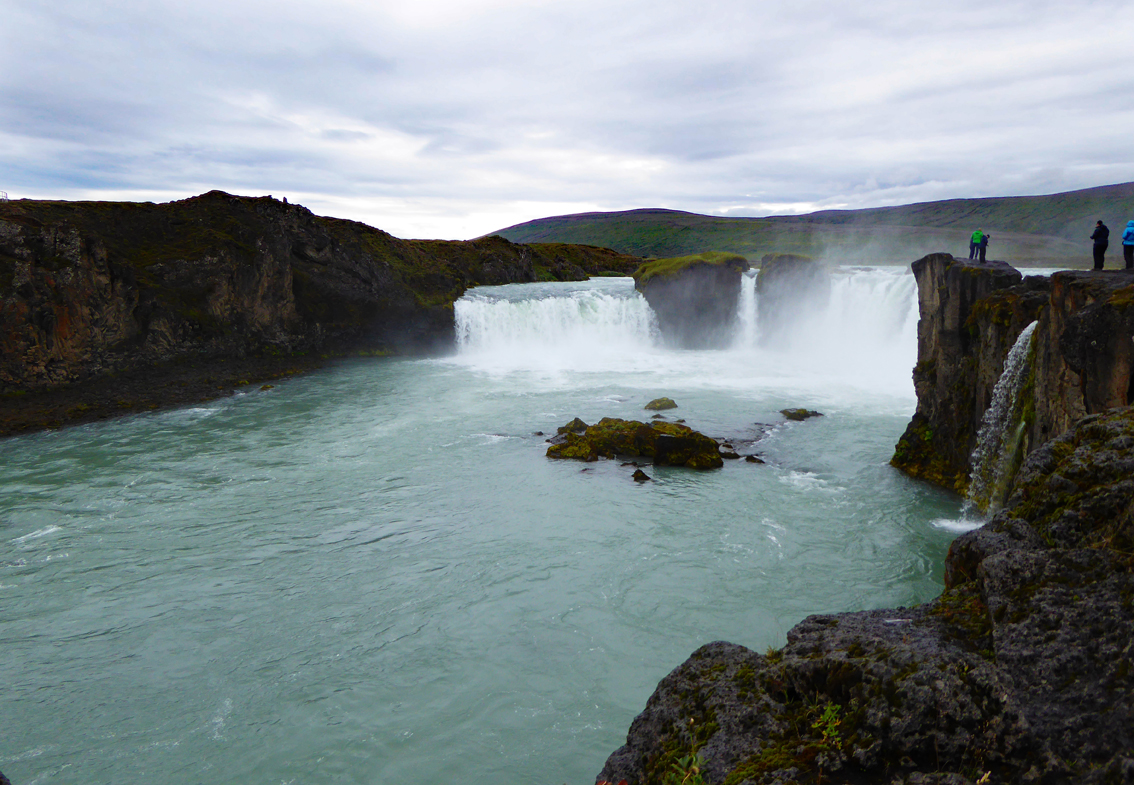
[0,192,640,435]
[598,408,1134,785]
[891,254,1134,496]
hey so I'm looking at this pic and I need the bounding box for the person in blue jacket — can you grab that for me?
[978,232,991,263]
[1091,220,1110,269]
[1123,220,1134,270]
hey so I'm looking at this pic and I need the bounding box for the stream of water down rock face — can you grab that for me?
[964,320,1039,517]
[2,268,969,785]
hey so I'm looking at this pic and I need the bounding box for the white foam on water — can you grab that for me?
[14,525,62,544]
[930,517,986,534]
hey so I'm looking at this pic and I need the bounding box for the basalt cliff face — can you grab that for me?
[0,192,640,433]
[600,255,1134,785]
[633,253,750,349]
[599,408,1134,785]
[891,255,1134,494]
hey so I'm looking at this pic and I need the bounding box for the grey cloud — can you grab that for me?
[2,0,1133,238]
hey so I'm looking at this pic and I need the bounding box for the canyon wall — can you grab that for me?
[600,254,1134,785]
[891,253,1134,494]
[0,192,641,395]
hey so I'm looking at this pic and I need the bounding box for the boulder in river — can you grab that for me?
[546,417,723,469]
[645,397,678,411]
[557,417,589,434]
[780,408,823,421]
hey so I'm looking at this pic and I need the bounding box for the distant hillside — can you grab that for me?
[492,182,1134,267]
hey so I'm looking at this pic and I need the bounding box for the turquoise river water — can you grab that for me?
[2,270,969,784]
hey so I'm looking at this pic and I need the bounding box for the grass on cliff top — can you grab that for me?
[633,251,749,285]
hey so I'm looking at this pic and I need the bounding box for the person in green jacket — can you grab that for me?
[969,229,983,260]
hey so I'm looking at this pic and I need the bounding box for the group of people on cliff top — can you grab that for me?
[1091,220,1134,270]
[969,220,1134,269]
[968,229,991,262]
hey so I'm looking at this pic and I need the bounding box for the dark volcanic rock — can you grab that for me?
[780,408,822,421]
[633,253,750,349]
[755,253,831,345]
[558,417,590,434]
[891,253,1134,494]
[891,254,1041,492]
[0,192,642,435]
[546,417,723,469]
[600,408,1134,784]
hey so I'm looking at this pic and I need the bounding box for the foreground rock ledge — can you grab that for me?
[599,408,1134,784]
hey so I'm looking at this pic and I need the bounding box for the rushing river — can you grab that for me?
[1,268,966,785]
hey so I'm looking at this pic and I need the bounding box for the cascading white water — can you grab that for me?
[734,271,758,349]
[964,320,1039,516]
[453,278,659,374]
[453,267,919,396]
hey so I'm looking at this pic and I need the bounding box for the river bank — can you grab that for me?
[0,192,641,439]
[599,256,1134,784]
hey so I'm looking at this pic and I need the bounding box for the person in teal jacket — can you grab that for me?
[1123,220,1134,270]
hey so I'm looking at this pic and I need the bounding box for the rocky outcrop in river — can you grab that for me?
[547,417,724,469]
[755,254,830,345]
[633,252,750,348]
[0,192,640,434]
[598,407,1134,785]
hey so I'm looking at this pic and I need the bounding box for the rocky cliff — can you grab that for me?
[633,252,750,348]
[598,408,1134,785]
[600,255,1134,785]
[891,254,1134,495]
[0,192,640,433]
[754,253,831,345]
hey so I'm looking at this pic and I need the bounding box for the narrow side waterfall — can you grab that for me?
[733,271,758,348]
[964,321,1039,516]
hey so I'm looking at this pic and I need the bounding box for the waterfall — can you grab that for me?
[452,278,658,373]
[452,268,918,391]
[964,321,1039,516]
[733,271,758,349]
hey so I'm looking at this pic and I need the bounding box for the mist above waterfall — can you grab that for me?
[452,266,918,400]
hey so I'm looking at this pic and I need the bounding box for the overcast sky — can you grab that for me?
[3,0,1133,239]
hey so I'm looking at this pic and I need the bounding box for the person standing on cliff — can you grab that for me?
[1122,220,1134,270]
[1091,220,1110,269]
[978,232,991,262]
[969,229,983,260]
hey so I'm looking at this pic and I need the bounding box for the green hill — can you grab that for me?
[491,182,1134,267]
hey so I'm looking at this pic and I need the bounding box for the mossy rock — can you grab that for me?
[645,397,678,411]
[780,408,823,421]
[546,417,722,469]
[557,417,589,434]
[632,251,749,286]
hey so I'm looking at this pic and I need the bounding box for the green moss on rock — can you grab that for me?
[546,417,723,469]
[632,251,749,286]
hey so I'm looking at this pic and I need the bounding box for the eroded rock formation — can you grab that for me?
[598,408,1134,785]
[633,252,750,349]
[0,192,641,433]
[891,253,1134,494]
